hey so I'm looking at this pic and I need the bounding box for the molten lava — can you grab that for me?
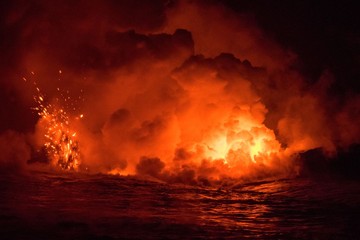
[31,80,82,171]
[178,107,284,178]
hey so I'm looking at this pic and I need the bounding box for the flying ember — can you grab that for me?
[31,80,83,171]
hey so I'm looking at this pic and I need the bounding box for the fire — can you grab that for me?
[206,136,228,160]
[170,69,285,178]
[31,80,82,171]
[202,121,282,174]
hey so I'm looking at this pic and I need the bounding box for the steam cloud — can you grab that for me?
[0,0,359,183]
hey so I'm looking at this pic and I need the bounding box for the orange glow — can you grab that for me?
[32,81,82,171]
[189,116,283,177]
[15,1,358,184]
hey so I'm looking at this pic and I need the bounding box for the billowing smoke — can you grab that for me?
[0,0,359,183]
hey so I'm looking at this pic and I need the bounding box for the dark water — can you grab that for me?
[0,171,359,239]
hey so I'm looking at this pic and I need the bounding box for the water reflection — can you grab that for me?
[0,172,359,239]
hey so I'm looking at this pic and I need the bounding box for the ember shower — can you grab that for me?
[0,0,359,183]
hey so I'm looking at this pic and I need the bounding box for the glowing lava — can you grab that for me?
[202,117,282,172]
[32,81,83,170]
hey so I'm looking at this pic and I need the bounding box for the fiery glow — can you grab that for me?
[32,81,82,171]
[5,1,356,184]
[196,115,282,177]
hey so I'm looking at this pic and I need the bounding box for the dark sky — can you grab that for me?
[222,0,359,93]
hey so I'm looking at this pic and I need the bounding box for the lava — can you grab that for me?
[30,78,83,171]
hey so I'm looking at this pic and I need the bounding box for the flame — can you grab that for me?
[202,122,282,174]
[32,80,82,171]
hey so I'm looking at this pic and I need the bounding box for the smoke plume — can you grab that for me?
[0,0,359,183]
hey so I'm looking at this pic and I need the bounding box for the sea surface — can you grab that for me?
[0,171,359,239]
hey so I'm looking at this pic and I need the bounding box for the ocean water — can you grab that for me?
[0,171,359,239]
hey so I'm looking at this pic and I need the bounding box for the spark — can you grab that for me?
[30,81,83,171]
